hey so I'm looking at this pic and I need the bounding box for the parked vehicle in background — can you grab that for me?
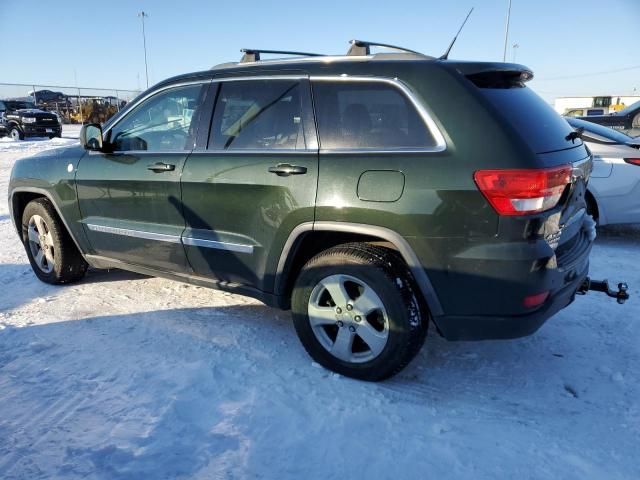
[0,99,62,140]
[566,117,640,225]
[576,99,640,137]
[555,95,640,117]
[564,107,606,117]
[30,89,67,104]
[8,41,628,380]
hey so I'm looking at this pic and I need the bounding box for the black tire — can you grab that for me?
[10,126,24,141]
[21,198,88,284]
[291,243,428,381]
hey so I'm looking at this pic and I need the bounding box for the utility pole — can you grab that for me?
[502,0,512,62]
[138,11,150,89]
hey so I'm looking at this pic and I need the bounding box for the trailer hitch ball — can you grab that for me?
[577,277,630,304]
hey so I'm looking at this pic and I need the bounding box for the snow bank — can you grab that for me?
[0,140,638,479]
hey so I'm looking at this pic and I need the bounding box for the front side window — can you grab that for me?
[312,81,436,150]
[209,80,305,150]
[108,83,207,151]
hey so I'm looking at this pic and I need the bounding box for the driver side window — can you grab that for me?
[108,83,206,152]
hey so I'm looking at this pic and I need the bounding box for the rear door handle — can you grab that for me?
[268,164,307,177]
[147,162,175,172]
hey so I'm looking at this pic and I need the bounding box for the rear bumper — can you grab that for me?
[434,260,589,340]
[428,212,595,341]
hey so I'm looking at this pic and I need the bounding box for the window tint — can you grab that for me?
[108,83,206,151]
[312,82,435,150]
[209,80,305,150]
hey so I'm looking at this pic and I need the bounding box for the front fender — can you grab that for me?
[9,144,91,254]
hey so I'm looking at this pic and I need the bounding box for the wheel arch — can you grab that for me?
[10,188,86,255]
[585,188,604,225]
[275,222,444,317]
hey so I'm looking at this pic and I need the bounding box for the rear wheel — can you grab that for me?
[291,243,428,381]
[632,113,640,129]
[21,199,88,284]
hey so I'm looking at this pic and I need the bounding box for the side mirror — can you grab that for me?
[80,123,103,151]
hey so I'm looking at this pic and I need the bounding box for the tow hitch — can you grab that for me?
[577,277,630,304]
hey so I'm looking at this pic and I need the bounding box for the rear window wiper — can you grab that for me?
[565,127,584,143]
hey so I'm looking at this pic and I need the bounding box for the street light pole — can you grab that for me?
[138,11,149,89]
[502,0,512,62]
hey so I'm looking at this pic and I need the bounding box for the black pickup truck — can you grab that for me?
[0,99,62,140]
[577,99,640,136]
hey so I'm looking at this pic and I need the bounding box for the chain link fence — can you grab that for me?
[0,83,141,125]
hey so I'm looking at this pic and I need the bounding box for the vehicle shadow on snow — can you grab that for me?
[0,305,290,478]
[0,263,148,314]
[0,294,629,477]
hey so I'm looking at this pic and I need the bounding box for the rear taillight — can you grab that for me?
[473,165,572,216]
[624,158,640,166]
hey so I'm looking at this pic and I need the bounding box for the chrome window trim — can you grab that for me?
[189,148,317,156]
[310,75,447,153]
[182,236,254,254]
[104,74,446,155]
[103,79,212,137]
[86,223,182,244]
[212,75,307,83]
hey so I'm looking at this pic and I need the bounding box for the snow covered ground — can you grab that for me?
[0,130,638,479]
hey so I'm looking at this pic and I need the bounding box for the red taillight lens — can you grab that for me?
[624,158,640,166]
[473,165,572,216]
[523,291,549,308]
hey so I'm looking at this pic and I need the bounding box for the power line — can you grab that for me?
[537,65,640,81]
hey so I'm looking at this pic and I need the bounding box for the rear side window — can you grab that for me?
[312,81,436,150]
[209,80,305,150]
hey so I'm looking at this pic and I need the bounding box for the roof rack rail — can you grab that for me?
[239,48,324,63]
[346,40,423,56]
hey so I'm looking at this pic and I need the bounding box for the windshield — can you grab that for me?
[5,101,36,110]
[566,117,633,143]
[616,99,640,116]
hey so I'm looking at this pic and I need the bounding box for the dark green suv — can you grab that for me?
[9,42,620,380]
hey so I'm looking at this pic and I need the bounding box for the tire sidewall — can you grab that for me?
[10,127,23,141]
[21,201,68,283]
[292,254,421,380]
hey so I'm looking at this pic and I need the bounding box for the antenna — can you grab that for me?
[439,7,474,60]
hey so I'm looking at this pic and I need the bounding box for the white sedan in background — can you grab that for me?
[566,117,640,225]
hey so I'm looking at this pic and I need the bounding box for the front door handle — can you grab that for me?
[268,164,307,177]
[147,162,175,173]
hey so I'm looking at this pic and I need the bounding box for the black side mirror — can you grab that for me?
[80,123,103,151]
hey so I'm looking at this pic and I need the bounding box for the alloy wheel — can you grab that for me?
[27,215,55,273]
[307,274,390,363]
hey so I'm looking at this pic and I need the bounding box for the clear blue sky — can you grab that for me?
[1,0,638,102]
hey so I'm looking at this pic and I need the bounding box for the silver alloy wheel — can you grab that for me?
[10,128,21,141]
[308,274,390,363]
[27,214,55,273]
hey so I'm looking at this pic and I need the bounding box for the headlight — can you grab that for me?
[22,117,36,124]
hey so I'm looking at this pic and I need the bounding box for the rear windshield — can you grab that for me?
[475,84,579,154]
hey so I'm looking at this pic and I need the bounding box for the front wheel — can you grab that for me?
[10,126,24,141]
[21,199,88,284]
[291,244,428,381]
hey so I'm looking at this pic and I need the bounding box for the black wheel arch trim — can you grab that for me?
[9,187,87,257]
[275,221,444,317]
